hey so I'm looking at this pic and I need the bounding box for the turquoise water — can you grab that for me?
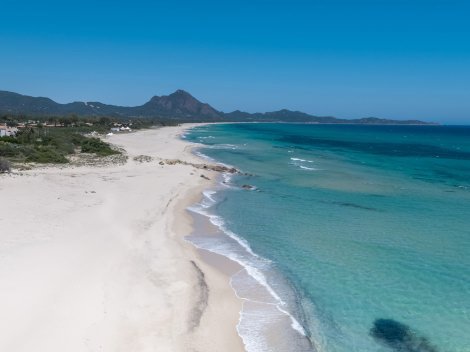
[184,124,470,352]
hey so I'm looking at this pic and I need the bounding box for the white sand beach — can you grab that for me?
[0,125,244,352]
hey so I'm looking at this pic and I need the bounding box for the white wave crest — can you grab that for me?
[299,165,317,171]
[290,157,314,163]
[187,190,308,351]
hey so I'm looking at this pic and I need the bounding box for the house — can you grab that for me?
[0,125,18,137]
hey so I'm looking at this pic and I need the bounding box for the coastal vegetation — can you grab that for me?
[0,127,114,164]
[0,115,160,165]
[0,157,10,173]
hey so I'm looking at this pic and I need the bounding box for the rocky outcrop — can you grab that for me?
[133,155,153,163]
[163,159,239,174]
[241,184,257,190]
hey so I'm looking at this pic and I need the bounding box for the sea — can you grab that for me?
[183,123,470,352]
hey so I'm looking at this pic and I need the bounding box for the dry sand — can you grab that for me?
[0,125,245,352]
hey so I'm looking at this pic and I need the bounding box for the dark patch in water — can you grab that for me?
[279,135,470,160]
[335,202,379,211]
[273,144,311,151]
[413,177,437,183]
[413,169,470,190]
[321,200,380,211]
[370,319,439,352]
[433,168,470,183]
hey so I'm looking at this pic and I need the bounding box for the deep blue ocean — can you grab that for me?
[184,123,470,352]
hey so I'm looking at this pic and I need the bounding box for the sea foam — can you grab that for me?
[186,180,312,352]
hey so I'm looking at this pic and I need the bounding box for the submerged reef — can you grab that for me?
[370,319,439,352]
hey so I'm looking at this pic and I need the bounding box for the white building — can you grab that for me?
[0,125,18,137]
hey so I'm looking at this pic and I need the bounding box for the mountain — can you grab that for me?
[0,90,433,124]
[134,90,221,119]
[225,109,340,123]
[0,90,223,121]
[224,109,430,124]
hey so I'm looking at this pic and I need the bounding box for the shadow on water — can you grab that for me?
[371,319,440,352]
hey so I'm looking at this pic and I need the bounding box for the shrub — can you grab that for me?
[0,142,21,158]
[80,137,119,156]
[24,146,68,164]
[0,128,120,165]
[0,157,11,173]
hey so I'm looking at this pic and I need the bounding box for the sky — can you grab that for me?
[1,0,469,123]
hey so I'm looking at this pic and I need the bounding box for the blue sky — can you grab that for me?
[1,0,469,123]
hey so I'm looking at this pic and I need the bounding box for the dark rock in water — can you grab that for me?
[370,319,439,352]
[371,319,409,344]
[241,184,256,191]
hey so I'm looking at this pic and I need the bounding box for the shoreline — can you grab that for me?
[186,179,315,352]
[185,127,315,352]
[0,124,245,352]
